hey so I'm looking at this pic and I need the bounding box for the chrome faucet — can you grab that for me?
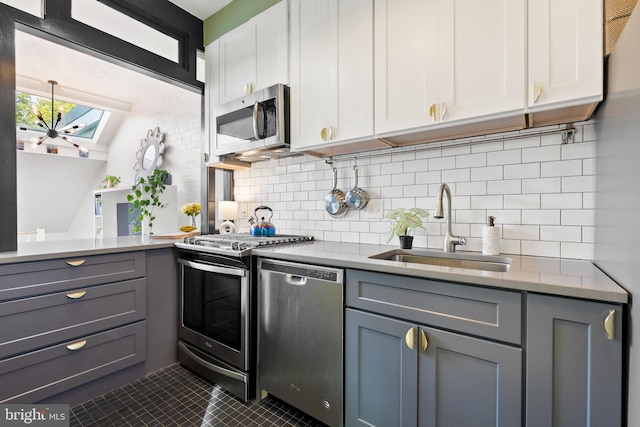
[434,183,466,252]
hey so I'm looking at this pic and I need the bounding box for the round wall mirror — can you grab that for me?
[134,127,165,181]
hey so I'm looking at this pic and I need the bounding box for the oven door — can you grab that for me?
[178,258,249,370]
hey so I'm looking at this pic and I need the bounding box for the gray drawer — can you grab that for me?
[0,278,146,359]
[346,269,522,344]
[0,321,146,403]
[0,251,145,301]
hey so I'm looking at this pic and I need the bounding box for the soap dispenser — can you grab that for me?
[482,216,500,256]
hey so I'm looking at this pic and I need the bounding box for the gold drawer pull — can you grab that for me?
[66,340,87,351]
[420,329,429,352]
[66,260,86,267]
[66,291,87,299]
[604,309,616,340]
[429,103,437,122]
[405,327,415,350]
[533,83,543,103]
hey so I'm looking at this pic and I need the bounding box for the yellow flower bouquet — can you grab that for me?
[180,202,201,232]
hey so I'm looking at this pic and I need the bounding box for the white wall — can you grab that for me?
[16,152,106,240]
[82,82,202,233]
[233,122,597,260]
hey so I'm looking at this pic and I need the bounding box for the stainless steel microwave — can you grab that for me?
[212,83,289,159]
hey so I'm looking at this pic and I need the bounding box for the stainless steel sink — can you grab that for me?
[369,249,512,272]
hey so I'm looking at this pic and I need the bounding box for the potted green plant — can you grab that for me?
[100,175,121,188]
[127,169,170,235]
[385,207,429,249]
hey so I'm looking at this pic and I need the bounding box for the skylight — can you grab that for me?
[16,91,105,140]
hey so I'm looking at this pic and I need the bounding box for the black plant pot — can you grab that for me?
[398,235,413,249]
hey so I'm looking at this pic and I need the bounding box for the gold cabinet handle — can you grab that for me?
[440,103,447,121]
[66,340,87,351]
[428,103,437,122]
[320,127,333,142]
[66,291,87,299]
[66,260,86,267]
[533,83,543,103]
[405,327,416,350]
[244,82,253,95]
[604,309,616,340]
[420,329,429,352]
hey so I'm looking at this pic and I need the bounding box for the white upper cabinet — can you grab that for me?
[375,0,526,137]
[218,1,289,105]
[290,0,380,154]
[528,0,603,113]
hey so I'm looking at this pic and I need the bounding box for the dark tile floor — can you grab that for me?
[70,364,327,427]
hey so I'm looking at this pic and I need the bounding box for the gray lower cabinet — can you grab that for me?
[0,321,146,403]
[345,269,522,427]
[526,293,623,427]
[345,309,521,427]
[0,251,150,403]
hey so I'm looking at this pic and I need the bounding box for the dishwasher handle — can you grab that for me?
[259,259,343,284]
[285,274,307,286]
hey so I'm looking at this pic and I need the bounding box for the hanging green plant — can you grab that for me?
[127,169,170,235]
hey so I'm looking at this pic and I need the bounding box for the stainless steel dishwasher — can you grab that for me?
[257,258,344,427]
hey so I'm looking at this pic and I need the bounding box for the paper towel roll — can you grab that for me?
[482,226,500,256]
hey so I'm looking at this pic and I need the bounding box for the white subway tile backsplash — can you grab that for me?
[428,156,456,170]
[503,224,540,240]
[471,195,503,209]
[522,240,560,257]
[456,153,486,168]
[562,210,595,226]
[471,166,503,181]
[403,184,429,198]
[540,225,582,242]
[583,192,596,209]
[505,135,540,149]
[487,149,521,166]
[563,140,596,159]
[561,242,594,259]
[416,170,443,184]
[541,159,583,177]
[522,177,561,194]
[233,123,597,260]
[471,140,504,153]
[541,193,583,209]
[488,209,521,225]
[504,194,541,210]
[457,181,486,196]
[392,173,416,186]
[522,145,561,163]
[522,210,560,225]
[583,158,596,176]
[504,162,539,179]
[442,168,471,182]
[487,179,521,195]
[563,175,596,193]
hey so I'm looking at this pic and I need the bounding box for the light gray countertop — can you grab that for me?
[253,240,628,304]
[0,236,176,264]
[0,237,627,303]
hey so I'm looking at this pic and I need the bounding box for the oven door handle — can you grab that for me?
[178,342,247,383]
[178,258,246,277]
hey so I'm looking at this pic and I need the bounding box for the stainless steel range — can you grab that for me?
[175,233,313,401]
[176,233,313,257]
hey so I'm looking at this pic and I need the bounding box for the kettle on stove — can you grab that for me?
[249,206,276,236]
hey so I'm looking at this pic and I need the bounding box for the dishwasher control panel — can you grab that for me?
[260,260,342,283]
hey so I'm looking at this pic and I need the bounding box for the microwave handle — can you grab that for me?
[252,101,263,140]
